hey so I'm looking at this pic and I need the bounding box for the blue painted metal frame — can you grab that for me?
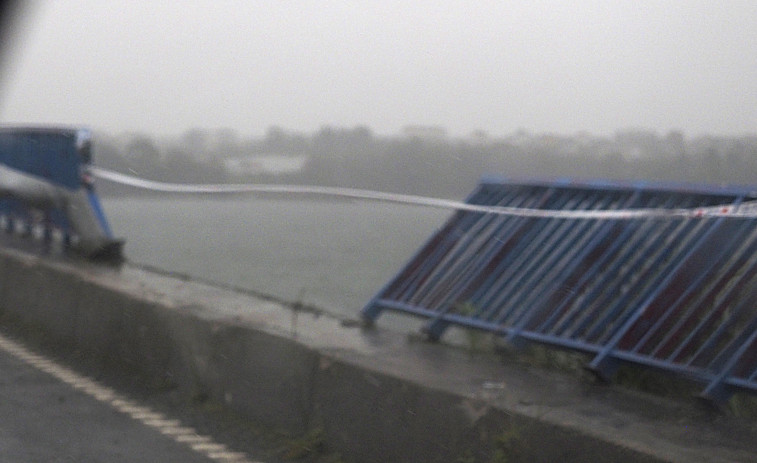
[0,126,97,248]
[0,197,73,244]
[0,127,83,190]
[362,177,757,403]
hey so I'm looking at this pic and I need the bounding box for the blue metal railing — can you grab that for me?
[362,178,757,403]
[0,126,121,259]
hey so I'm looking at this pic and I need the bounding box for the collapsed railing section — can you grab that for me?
[362,178,757,403]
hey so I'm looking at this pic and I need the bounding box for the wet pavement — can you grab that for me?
[0,334,230,463]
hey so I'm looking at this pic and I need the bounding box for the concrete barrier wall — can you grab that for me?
[0,246,693,462]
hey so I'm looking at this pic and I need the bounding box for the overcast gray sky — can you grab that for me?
[1,1,756,137]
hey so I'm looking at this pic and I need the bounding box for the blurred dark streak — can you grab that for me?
[0,1,21,87]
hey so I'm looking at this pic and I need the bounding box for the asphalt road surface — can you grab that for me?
[0,332,257,463]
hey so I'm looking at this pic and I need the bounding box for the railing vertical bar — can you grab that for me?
[468,191,579,320]
[479,191,599,324]
[362,183,490,320]
[579,203,717,343]
[701,290,757,371]
[676,264,757,366]
[420,187,555,337]
[404,187,509,305]
[635,219,753,356]
[554,210,685,339]
[530,193,672,335]
[586,209,735,377]
[414,209,521,309]
[508,191,642,341]
[387,184,500,301]
[491,192,619,327]
[700,318,757,402]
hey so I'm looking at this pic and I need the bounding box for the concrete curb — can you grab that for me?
[0,245,753,462]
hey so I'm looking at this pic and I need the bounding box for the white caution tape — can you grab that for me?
[91,167,757,220]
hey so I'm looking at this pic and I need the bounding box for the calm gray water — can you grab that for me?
[102,196,449,321]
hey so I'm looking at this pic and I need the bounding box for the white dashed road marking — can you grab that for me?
[0,333,261,463]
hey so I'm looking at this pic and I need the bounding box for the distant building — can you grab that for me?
[613,128,660,158]
[467,129,490,145]
[223,154,308,176]
[505,129,533,147]
[402,125,447,141]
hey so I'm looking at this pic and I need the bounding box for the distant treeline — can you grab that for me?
[92,126,757,198]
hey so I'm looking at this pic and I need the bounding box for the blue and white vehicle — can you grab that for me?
[0,125,123,259]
